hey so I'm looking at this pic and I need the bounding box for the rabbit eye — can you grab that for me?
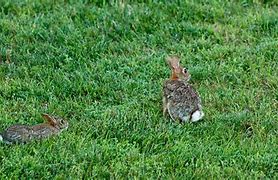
[183,68,187,73]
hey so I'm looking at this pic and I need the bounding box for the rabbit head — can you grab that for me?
[166,56,190,81]
[42,113,68,131]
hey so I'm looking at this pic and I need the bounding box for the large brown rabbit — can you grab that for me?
[163,56,204,123]
[0,114,68,144]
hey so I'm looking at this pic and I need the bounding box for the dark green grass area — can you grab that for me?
[0,0,277,178]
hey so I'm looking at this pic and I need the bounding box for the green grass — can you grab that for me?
[0,0,277,178]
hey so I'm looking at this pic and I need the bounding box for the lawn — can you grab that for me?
[0,0,277,178]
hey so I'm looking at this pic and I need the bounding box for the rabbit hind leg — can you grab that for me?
[180,114,190,122]
[163,97,168,117]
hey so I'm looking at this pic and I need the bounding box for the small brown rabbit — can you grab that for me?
[163,56,204,122]
[0,114,68,144]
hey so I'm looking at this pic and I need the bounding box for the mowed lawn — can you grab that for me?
[0,0,277,178]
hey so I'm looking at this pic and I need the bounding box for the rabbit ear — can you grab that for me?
[166,56,180,70]
[42,113,57,126]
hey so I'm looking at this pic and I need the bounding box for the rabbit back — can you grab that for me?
[1,125,33,144]
[163,80,202,122]
[1,124,60,144]
[31,124,60,139]
[0,114,68,144]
